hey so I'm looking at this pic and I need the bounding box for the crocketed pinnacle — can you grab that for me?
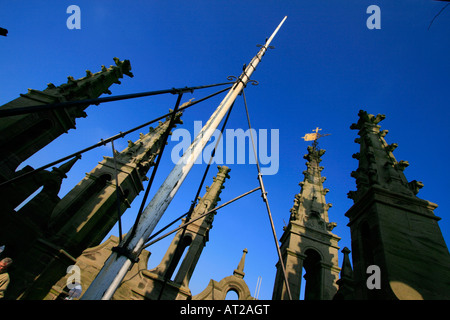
[333,247,355,300]
[348,110,423,203]
[113,110,183,179]
[233,248,248,279]
[289,144,336,232]
[51,155,82,179]
[190,165,231,223]
[30,57,133,119]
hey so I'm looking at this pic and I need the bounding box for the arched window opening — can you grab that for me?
[14,186,44,212]
[166,235,192,282]
[225,289,239,300]
[303,249,322,300]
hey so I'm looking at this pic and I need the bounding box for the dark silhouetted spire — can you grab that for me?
[348,110,423,203]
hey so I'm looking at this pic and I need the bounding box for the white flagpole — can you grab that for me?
[81,16,287,300]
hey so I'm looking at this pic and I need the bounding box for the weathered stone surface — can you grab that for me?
[346,110,450,300]
[273,143,340,300]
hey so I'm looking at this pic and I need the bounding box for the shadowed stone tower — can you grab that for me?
[346,110,450,299]
[0,58,134,243]
[8,113,182,300]
[273,136,340,300]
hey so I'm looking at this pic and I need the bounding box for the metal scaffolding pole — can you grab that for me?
[81,16,287,300]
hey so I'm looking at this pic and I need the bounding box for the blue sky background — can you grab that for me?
[1,1,449,300]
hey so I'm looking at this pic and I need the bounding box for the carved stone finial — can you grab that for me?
[408,180,424,195]
[233,248,248,279]
[51,155,81,179]
[113,57,134,78]
[350,110,386,131]
[217,165,231,179]
[396,160,409,171]
[340,247,353,280]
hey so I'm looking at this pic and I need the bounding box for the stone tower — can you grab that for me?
[345,110,450,299]
[272,141,340,300]
[0,57,133,182]
[8,113,182,300]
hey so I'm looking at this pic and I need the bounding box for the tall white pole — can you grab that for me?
[81,16,287,300]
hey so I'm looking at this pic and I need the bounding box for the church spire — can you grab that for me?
[51,154,81,179]
[273,133,340,300]
[110,111,183,181]
[333,247,355,300]
[189,165,231,221]
[39,57,133,116]
[289,132,335,231]
[48,112,183,252]
[233,248,248,279]
[348,110,423,203]
[0,57,133,180]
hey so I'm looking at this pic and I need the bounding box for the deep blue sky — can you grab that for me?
[1,1,449,300]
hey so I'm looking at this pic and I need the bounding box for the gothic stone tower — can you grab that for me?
[346,110,450,299]
[9,114,182,300]
[112,165,231,300]
[0,58,133,238]
[272,142,340,300]
[0,57,133,182]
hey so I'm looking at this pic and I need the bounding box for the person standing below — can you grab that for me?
[0,258,13,299]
